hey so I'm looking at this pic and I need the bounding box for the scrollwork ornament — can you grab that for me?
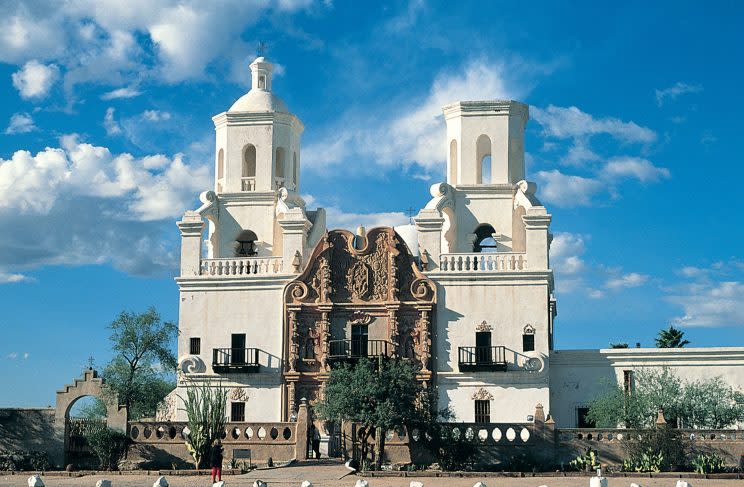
[471,388,494,401]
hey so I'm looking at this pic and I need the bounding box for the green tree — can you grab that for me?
[315,357,422,470]
[178,380,228,469]
[586,367,744,429]
[101,307,178,420]
[655,325,690,348]
[610,342,629,349]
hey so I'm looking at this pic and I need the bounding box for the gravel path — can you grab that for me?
[1,464,741,487]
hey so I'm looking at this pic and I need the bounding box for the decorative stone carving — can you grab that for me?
[476,320,492,332]
[179,355,206,375]
[231,387,248,402]
[523,324,535,335]
[424,182,455,212]
[348,261,370,299]
[155,392,177,421]
[288,311,299,372]
[514,179,540,210]
[349,311,373,326]
[471,388,494,401]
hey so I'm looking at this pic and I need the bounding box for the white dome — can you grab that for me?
[228,89,288,113]
[394,223,419,256]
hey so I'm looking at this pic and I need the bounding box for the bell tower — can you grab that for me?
[212,56,303,194]
[443,100,528,186]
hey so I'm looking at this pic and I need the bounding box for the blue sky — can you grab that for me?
[1,0,743,407]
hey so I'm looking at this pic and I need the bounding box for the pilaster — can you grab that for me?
[523,208,551,270]
[414,209,444,270]
[177,211,205,277]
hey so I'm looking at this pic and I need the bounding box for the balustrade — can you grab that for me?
[439,253,527,272]
[200,257,283,276]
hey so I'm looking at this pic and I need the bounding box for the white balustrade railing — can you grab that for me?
[200,257,284,276]
[241,177,256,191]
[438,253,527,272]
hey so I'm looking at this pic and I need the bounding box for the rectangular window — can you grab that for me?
[577,407,595,428]
[190,337,201,355]
[231,402,245,422]
[474,400,490,423]
[522,334,535,352]
[623,370,635,395]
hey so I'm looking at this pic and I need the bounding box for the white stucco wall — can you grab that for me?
[549,347,744,428]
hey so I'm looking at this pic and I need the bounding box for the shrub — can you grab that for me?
[86,427,130,470]
[692,453,726,474]
[568,448,600,472]
[0,450,51,471]
[623,427,688,472]
[434,427,478,471]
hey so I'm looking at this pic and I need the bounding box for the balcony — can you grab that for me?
[439,253,527,273]
[328,339,393,362]
[200,257,284,277]
[212,348,260,373]
[458,346,508,372]
[241,177,256,191]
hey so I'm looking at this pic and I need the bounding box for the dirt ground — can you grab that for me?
[0,464,740,487]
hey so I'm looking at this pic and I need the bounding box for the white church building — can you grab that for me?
[171,56,744,438]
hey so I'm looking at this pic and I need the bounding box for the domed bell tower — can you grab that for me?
[212,56,303,194]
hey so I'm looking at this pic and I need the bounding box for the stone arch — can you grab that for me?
[243,144,257,177]
[476,134,491,184]
[55,369,127,432]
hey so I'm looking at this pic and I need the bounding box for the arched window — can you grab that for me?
[449,139,457,184]
[275,147,285,178]
[476,134,491,184]
[242,145,256,177]
[217,149,224,179]
[258,75,266,89]
[473,224,498,253]
[522,325,535,352]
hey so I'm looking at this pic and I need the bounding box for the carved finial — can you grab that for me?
[655,408,667,426]
[292,250,302,273]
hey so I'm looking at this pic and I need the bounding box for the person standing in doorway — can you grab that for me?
[312,424,321,459]
[210,439,223,483]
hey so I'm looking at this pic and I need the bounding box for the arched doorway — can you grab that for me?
[54,369,127,467]
[65,396,107,468]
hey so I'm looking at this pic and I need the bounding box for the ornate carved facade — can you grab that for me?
[282,227,436,419]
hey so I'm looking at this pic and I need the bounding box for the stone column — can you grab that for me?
[414,209,444,270]
[318,310,331,372]
[177,211,205,277]
[294,398,310,461]
[288,311,299,372]
[523,207,552,270]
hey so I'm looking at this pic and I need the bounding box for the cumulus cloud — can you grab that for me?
[11,60,59,99]
[655,82,702,107]
[142,110,171,122]
[600,156,670,183]
[532,105,656,144]
[0,272,32,283]
[303,194,409,230]
[303,58,522,171]
[5,113,37,134]
[605,272,648,289]
[550,232,586,276]
[535,170,603,207]
[0,135,210,280]
[0,1,317,99]
[101,86,142,100]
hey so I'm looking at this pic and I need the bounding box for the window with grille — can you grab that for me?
[190,337,201,355]
[623,370,635,395]
[474,400,490,423]
[522,334,535,352]
[231,402,245,422]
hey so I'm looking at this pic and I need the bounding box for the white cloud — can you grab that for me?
[142,110,171,122]
[104,107,122,136]
[655,82,702,107]
[600,156,670,183]
[5,113,36,134]
[550,232,586,276]
[303,58,522,171]
[23,352,29,359]
[535,170,603,207]
[0,272,32,284]
[605,272,648,289]
[588,289,604,299]
[0,136,210,280]
[6,352,18,360]
[532,105,656,144]
[669,281,744,327]
[101,86,142,100]
[11,60,59,99]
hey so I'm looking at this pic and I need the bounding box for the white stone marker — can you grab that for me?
[301,481,313,487]
[252,481,266,487]
[153,477,169,487]
[473,483,487,487]
[630,483,642,487]
[95,480,112,487]
[214,482,227,487]
[410,482,424,487]
[676,482,691,487]
[355,480,369,487]
[27,475,44,487]
[589,468,607,487]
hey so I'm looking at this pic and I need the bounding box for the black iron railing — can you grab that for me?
[458,346,507,371]
[328,339,392,361]
[212,348,260,373]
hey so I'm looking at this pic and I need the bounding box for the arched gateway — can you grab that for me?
[282,227,436,424]
[54,369,127,466]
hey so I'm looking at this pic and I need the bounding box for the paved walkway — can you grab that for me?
[0,463,740,487]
